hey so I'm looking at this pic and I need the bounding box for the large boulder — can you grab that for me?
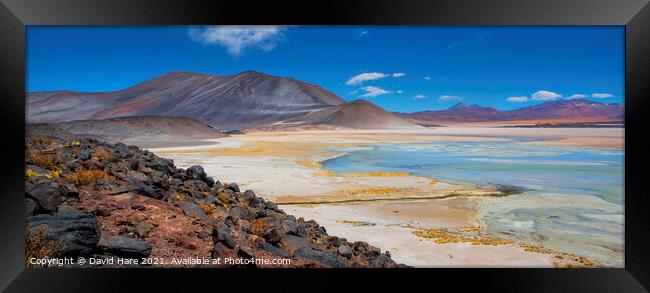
[76,149,91,161]
[213,224,236,248]
[25,181,62,213]
[25,198,39,217]
[294,246,343,268]
[177,201,208,219]
[186,165,207,181]
[97,235,152,258]
[26,212,100,257]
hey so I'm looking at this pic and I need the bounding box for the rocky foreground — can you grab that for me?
[25,135,406,268]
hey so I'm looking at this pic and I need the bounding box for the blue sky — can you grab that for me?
[27,26,624,112]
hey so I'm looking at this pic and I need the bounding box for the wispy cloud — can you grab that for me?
[438,95,463,101]
[414,94,427,99]
[532,90,562,101]
[188,26,287,56]
[567,94,587,99]
[424,76,431,80]
[448,33,488,50]
[345,72,406,85]
[358,30,368,38]
[506,96,529,102]
[348,90,359,96]
[396,90,404,94]
[591,93,613,98]
[359,86,391,98]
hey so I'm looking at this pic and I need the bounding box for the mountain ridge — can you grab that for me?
[404,99,624,124]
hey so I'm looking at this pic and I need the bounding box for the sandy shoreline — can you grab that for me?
[148,126,623,267]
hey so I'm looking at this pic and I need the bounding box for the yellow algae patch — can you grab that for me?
[296,159,323,169]
[337,186,404,197]
[161,141,354,158]
[404,224,513,245]
[403,224,597,267]
[337,220,377,226]
[340,171,411,178]
[519,243,596,267]
[295,159,335,176]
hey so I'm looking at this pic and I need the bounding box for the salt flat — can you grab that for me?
[148,126,623,267]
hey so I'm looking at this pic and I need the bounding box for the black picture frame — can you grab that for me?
[0,0,648,292]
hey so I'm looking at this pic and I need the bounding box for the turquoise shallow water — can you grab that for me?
[321,140,624,266]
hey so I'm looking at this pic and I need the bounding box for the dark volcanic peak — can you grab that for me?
[27,71,347,130]
[404,98,624,123]
[447,103,494,111]
[282,99,418,129]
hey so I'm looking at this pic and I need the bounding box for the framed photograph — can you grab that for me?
[1,0,649,291]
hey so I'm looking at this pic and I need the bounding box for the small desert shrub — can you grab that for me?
[71,145,80,155]
[25,226,66,267]
[198,202,215,215]
[29,136,51,145]
[93,149,112,161]
[31,153,56,170]
[66,167,114,186]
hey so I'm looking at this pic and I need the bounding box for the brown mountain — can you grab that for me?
[404,100,624,124]
[277,100,419,129]
[27,71,346,130]
[28,116,226,146]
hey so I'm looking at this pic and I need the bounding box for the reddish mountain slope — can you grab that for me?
[27,71,346,130]
[280,100,418,129]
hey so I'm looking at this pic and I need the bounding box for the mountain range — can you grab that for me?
[27,71,624,131]
[404,100,623,126]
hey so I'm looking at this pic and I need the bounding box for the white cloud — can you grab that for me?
[359,86,391,98]
[592,93,614,98]
[188,26,286,56]
[348,90,359,95]
[345,72,406,85]
[396,90,404,94]
[358,31,368,38]
[424,76,431,80]
[568,94,587,99]
[531,90,562,101]
[438,95,463,101]
[414,94,427,99]
[506,96,529,102]
[345,72,389,85]
[448,33,488,50]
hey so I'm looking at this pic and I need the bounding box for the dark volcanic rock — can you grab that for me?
[258,241,290,258]
[25,198,39,217]
[177,201,208,219]
[294,246,343,268]
[26,212,100,257]
[186,165,208,182]
[26,181,62,213]
[213,225,237,249]
[97,235,152,258]
[76,149,91,161]
[337,245,353,258]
